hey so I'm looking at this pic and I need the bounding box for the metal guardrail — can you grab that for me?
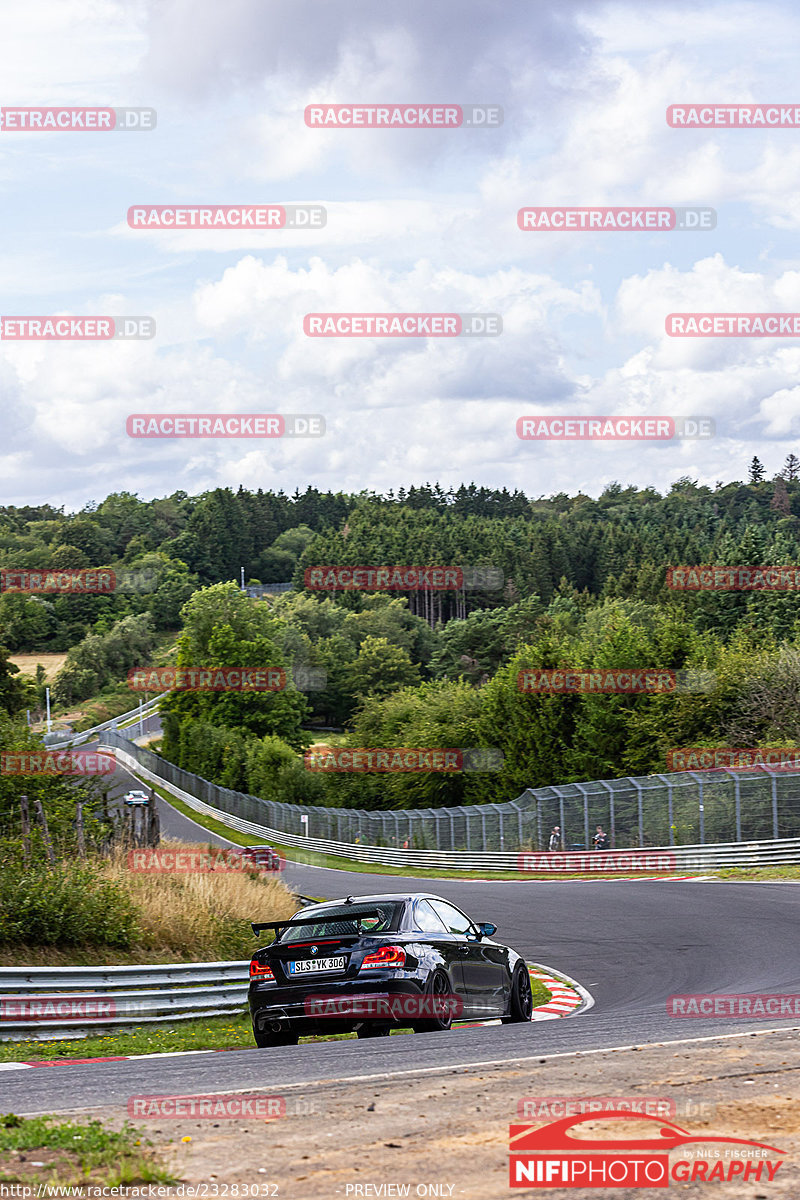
[243,583,294,598]
[0,961,249,1041]
[105,741,800,872]
[44,694,166,748]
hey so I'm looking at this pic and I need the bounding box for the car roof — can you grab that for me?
[300,893,450,910]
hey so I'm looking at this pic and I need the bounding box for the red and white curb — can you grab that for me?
[528,965,586,1021]
[0,1048,220,1070]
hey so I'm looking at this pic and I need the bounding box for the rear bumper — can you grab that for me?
[249,973,430,1033]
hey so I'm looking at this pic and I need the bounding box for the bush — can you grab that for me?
[0,864,139,947]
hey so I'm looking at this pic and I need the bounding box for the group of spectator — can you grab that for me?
[548,824,611,851]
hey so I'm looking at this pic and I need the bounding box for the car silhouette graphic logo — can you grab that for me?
[509,1111,786,1188]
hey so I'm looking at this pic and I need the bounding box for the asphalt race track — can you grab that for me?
[3,754,799,1115]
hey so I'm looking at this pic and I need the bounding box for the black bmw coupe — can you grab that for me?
[248,891,533,1046]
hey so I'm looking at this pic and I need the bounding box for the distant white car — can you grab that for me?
[124,790,149,807]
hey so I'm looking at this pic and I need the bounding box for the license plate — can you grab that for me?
[288,956,346,975]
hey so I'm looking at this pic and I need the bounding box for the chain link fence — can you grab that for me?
[103,732,800,852]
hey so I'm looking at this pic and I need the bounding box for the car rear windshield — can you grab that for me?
[276,902,404,943]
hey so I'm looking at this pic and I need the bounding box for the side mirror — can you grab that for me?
[476,922,497,939]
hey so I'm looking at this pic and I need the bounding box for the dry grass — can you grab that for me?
[0,842,300,966]
[8,653,68,680]
[98,840,299,960]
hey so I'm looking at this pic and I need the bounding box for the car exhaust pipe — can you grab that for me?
[270,1020,283,1032]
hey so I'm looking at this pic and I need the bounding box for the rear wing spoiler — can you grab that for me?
[251,908,386,938]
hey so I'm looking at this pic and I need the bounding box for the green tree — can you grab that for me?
[0,646,34,716]
[344,637,421,702]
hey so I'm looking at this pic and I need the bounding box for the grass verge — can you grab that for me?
[0,1112,176,1187]
[0,973,554,1063]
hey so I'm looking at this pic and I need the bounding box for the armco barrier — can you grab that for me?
[45,694,166,748]
[104,740,800,872]
[0,962,248,1041]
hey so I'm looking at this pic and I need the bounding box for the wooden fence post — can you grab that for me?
[147,788,160,847]
[33,798,55,865]
[76,798,86,859]
[20,794,31,866]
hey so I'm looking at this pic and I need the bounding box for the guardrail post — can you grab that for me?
[687,771,705,843]
[631,779,644,847]
[729,770,742,841]
[495,805,505,851]
[772,773,779,839]
[508,799,524,850]
[465,810,471,851]
[575,783,589,850]
[535,796,542,852]
[654,775,675,846]
[599,781,615,846]
[480,810,487,852]
[558,788,566,843]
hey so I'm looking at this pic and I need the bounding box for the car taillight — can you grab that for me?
[361,945,406,970]
[250,957,275,980]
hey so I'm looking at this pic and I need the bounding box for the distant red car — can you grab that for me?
[233,845,285,872]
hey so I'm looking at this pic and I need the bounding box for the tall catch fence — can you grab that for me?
[101,732,800,852]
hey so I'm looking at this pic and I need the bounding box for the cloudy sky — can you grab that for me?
[2,0,800,509]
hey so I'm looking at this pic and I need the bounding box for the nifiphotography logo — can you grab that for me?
[508,1111,785,1188]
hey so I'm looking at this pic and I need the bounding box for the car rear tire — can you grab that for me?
[503,963,534,1023]
[356,1024,391,1038]
[253,1025,299,1047]
[412,969,453,1034]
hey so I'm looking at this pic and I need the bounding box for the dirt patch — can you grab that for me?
[51,1028,800,1198]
